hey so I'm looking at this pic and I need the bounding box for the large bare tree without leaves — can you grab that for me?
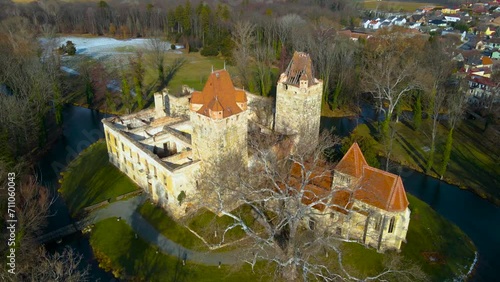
[232,21,256,89]
[422,39,454,173]
[0,175,89,280]
[308,18,337,106]
[148,34,169,87]
[361,29,426,134]
[190,132,424,281]
[439,79,467,179]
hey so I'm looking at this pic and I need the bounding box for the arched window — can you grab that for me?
[388,217,396,233]
[309,218,316,230]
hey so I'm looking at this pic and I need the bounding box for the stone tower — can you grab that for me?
[274,52,323,145]
[189,70,248,164]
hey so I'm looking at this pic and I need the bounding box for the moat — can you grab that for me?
[37,105,498,281]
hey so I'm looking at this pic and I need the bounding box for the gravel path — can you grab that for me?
[87,195,244,266]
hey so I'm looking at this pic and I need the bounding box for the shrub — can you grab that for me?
[65,40,76,55]
[200,44,219,57]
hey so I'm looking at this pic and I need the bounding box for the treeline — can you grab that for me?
[0,0,360,167]
[0,0,358,51]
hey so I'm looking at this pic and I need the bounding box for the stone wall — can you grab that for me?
[311,199,410,252]
[166,93,191,117]
[274,81,323,145]
[190,111,248,165]
[103,122,200,218]
[245,92,274,128]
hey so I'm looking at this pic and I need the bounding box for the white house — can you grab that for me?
[445,16,461,23]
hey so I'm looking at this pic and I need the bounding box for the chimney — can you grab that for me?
[154,92,166,118]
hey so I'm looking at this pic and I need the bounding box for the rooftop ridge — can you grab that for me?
[335,142,368,178]
[189,70,247,119]
[362,165,397,179]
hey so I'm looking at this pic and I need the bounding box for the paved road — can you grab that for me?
[87,195,244,266]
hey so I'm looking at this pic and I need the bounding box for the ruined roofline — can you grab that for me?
[281,51,318,87]
[104,113,187,133]
[102,119,198,173]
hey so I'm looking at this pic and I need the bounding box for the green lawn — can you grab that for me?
[111,194,475,281]
[59,140,138,216]
[67,51,229,114]
[89,218,272,281]
[341,194,476,281]
[137,201,208,251]
[138,201,255,251]
[143,51,228,94]
[346,119,500,204]
[392,119,499,203]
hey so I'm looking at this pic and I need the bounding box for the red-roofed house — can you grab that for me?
[290,143,411,251]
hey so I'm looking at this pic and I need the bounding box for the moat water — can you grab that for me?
[37,105,498,281]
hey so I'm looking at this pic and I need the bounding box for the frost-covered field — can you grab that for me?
[41,36,182,60]
[40,36,183,78]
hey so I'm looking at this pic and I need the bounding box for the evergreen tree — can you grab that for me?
[439,128,453,179]
[85,80,94,106]
[105,91,115,113]
[53,83,63,126]
[341,124,380,168]
[121,74,132,113]
[413,92,422,131]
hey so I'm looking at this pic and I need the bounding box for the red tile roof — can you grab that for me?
[190,70,247,119]
[286,143,409,214]
[354,166,409,212]
[482,56,493,66]
[335,142,368,178]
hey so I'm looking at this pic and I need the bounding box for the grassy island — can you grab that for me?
[60,140,476,281]
[59,140,138,216]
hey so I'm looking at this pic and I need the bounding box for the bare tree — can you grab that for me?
[253,44,274,96]
[439,80,467,179]
[331,37,359,110]
[361,31,425,135]
[423,39,454,173]
[308,18,337,106]
[147,35,169,87]
[191,132,425,281]
[0,246,90,281]
[276,14,306,69]
[232,21,255,89]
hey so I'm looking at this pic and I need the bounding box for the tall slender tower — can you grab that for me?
[274,52,323,145]
[189,70,248,164]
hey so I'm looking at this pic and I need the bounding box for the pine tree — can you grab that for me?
[121,74,132,113]
[413,92,422,131]
[439,128,453,179]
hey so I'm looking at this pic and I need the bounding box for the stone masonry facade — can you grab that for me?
[102,51,410,251]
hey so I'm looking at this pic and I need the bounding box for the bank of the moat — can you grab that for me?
[37,105,498,281]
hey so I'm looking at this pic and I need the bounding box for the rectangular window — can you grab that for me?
[374,215,382,231]
[336,227,342,236]
[388,217,396,233]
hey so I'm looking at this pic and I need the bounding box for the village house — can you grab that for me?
[102,52,411,251]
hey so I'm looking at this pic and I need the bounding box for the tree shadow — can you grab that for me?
[158,58,186,92]
[395,131,427,171]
